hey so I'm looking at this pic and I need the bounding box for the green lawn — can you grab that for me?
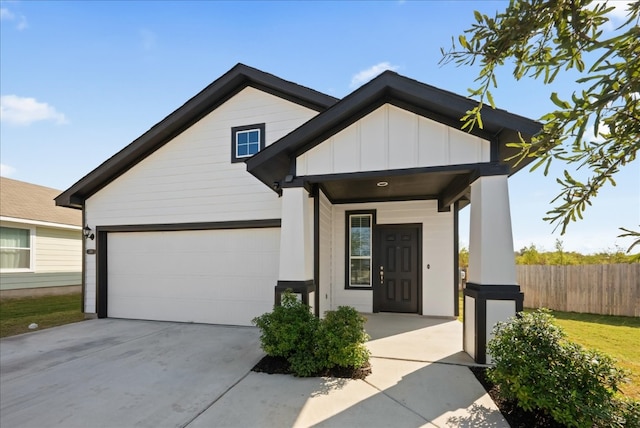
[551,311,640,400]
[457,292,640,399]
[0,293,85,338]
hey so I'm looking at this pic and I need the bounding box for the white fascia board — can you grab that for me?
[0,216,82,231]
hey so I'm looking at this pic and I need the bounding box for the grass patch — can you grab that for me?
[549,310,640,400]
[457,292,639,399]
[0,293,85,338]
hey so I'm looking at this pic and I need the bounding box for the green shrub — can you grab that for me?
[315,306,370,370]
[252,291,319,359]
[610,397,640,428]
[487,309,630,428]
[252,292,370,377]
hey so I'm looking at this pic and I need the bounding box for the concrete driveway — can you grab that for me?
[0,319,264,428]
[1,316,507,428]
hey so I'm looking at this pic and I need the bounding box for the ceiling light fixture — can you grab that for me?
[376,181,389,187]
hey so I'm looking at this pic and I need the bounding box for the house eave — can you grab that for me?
[246,71,542,189]
[55,64,338,208]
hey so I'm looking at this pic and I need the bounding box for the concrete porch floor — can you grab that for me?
[364,313,477,366]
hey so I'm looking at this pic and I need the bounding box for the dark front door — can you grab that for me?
[376,225,420,313]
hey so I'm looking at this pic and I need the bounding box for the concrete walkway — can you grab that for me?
[191,314,508,427]
[0,315,508,428]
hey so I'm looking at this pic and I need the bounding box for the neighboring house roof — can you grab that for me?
[246,70,542,190]
[1,177,81,227]
[55,63,339,209]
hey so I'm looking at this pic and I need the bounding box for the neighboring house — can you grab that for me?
[1,177,82,298]
[56,64,541,363]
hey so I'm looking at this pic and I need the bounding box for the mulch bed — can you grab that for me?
[252,355,371,380]
[470,366,566,428]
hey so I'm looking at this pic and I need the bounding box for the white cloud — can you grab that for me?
[350,62,400,88]
[0,163,16,177]
[592,1,634,31]
[580,119,612,144]
[603,1,634,21]
[0,7,15,20]
[0,95,68,126]
[0,6,27,30]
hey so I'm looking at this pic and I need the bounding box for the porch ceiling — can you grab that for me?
[304,167,477,209]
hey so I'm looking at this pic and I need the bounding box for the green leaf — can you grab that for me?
[458,35,468,49]
[550,92,570,109]
[486,90,496,109]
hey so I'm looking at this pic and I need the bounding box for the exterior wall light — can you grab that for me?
[83,225,95,240]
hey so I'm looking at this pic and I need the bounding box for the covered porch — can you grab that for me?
[246,70,540,363]
[275,164,523,364]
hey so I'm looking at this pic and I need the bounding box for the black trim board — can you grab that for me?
[294,162,507,210]
[94,219,282,319]
[313,186,320,317]
[96,219,281,233]
[463,282,524,364]
[453,201,459,318]
[96,230,107,318]
[81,206,86,314]
[55,64,338,209]
[275,280,316,307]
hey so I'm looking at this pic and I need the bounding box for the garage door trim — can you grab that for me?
[95,219,281,318]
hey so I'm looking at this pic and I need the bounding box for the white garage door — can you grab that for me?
[107,228,280,326]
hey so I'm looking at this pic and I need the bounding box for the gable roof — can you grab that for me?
[55,63,339,209]
[1,177,81,227]
[246,70,542,189]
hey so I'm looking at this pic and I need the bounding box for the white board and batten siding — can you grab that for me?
[297,103,491,176]
[83,87,319,315]
[330,200,454,317]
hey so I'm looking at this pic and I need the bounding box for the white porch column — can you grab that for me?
[464,174,523,364]
[276,187,315,307]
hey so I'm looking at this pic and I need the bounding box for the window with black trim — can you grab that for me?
[231,123,265,163]
[345,210,376,289]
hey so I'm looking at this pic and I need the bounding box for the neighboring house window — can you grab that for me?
[345,211,375,289]
[231,123,265,163]
[0,226,34,272]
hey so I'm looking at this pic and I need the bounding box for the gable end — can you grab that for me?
[55,64,338,209]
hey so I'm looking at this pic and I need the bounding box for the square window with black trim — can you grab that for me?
[231,123,265,163]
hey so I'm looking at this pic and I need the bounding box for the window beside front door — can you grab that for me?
[0,226,34,272]
[345,210,376,289]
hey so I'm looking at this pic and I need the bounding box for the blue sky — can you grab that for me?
[1,1,638,254]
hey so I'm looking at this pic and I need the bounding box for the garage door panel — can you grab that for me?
[107,228,279,325]
[108,296,273,326]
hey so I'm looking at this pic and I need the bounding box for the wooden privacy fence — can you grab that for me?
[516,264,640,317]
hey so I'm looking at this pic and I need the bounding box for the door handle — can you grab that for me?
[379,266,384,284]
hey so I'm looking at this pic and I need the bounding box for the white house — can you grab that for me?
[1,177,82,298]
[56,64,541,363]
